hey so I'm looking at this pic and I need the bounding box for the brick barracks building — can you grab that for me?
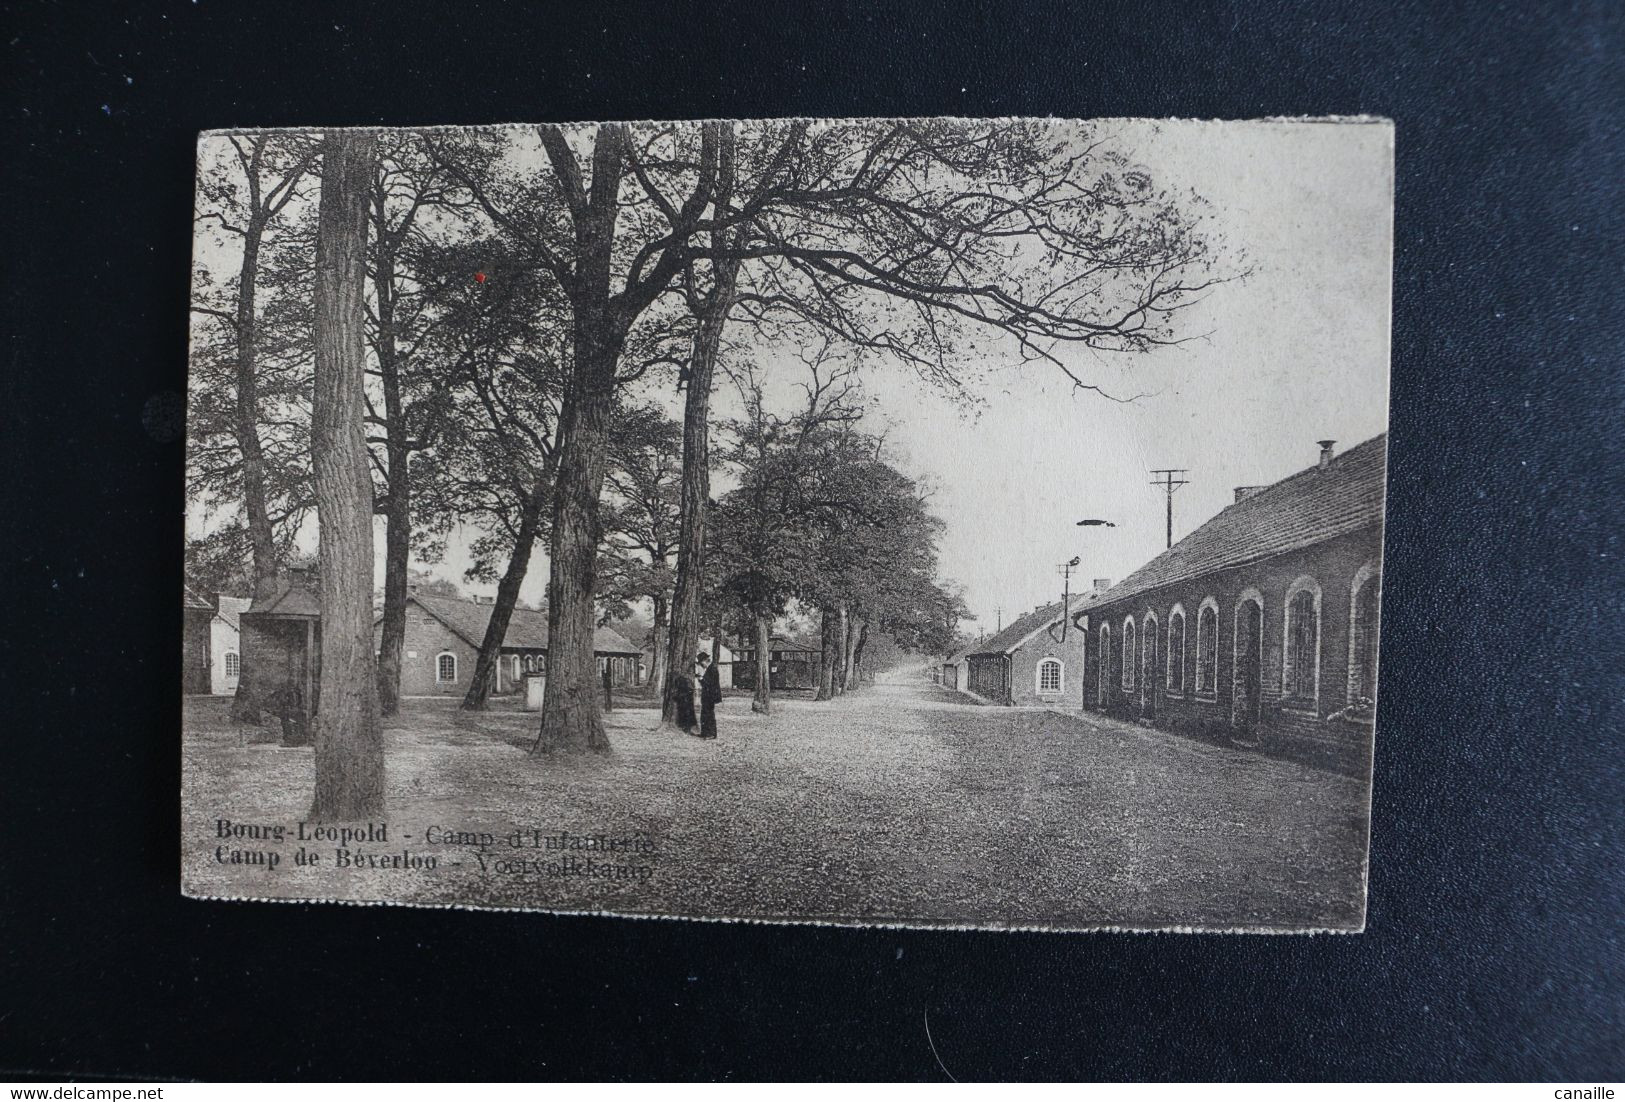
[962,589,1102,708]
[1074,435,1386,770]
[379,591,641,699]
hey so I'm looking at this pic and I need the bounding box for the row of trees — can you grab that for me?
[188,120,1229,815]
[709,354,964,712]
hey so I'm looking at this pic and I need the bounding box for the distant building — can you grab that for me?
[1077,435,1386,766]
[699,636,735,690]
[964,595,1095,707]
[940,644,974,692]
[732,634,821,691]
[378,591,642,698]
[641,636,736,689]
[209,595,251,696]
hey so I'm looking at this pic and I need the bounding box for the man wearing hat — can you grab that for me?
[695,651,722,740]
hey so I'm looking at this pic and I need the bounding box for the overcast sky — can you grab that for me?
[192,119,1393,634]
[858,118,1395,632]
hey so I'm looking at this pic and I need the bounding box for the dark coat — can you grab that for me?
[672,675,698,729]
[701,663,723,706]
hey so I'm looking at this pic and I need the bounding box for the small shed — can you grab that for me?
[238,567,323,725]
[182,584,214,695]
[733,633,821,691]
[941,644,974,692]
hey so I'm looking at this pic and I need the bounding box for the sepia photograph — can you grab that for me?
[180,116,1393,931]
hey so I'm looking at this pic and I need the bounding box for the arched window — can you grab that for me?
[223,651,240,679]
[1167,607,1186,692]
[436,652,458,683]
[1097,624,1110,705]
[1141,611,1159,697]
[1283,576,1322,707]
[1233,588,1266,728]
[1121,616,1137,690]
[1037,658,1063,695]
[1196,599,1218,694]
[1348,564,1381,707]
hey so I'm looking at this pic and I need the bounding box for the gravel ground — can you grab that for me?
[182,679,1371,930]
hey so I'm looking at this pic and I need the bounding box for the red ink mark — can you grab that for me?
[474,271,487,284]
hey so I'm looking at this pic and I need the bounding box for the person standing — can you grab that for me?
[696,652,722,740]
[672,668,698,734]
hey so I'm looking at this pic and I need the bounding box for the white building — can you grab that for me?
[210,595,251,696]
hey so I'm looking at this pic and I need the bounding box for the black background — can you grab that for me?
[3,0,1621,1082]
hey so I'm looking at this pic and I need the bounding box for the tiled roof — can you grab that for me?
[245,572,322,618]
[215,595,251,631]
[1090,433,1388,610]
[408,593,641,657]
[183,584,212,611]
[968,591,1098,659]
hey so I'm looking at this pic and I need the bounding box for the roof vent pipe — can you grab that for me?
[1318,439,1336,470]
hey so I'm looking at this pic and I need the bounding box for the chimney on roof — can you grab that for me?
[1233,486,1266,503]
[476,594,495,604]
[1092,578,1112,591]
[1318,439,1336,470]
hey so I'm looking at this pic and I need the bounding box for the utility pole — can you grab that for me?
[995,606,1002,633]
[1149,468,1190,549]
[1048,555,1081,642]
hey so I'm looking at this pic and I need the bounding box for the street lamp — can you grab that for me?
[1050,520,1116,641]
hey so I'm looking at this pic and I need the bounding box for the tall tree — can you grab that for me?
[661,126,748,724]
[446,119,1227,754]
[664,117,1234,718]
[366,211,572,713]
[444,123,726,753]
[365,136,468,716]
[443,311,568,712]
[710,355,863,713]
[191,133,319,721]
[597,404,685,697]
[309,131,385,821]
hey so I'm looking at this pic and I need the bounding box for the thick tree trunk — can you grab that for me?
[750,611,771,714]
[834,603,850,695]
[851,621,869,688]
[844,617,863,691]
[532,335,619,756]
[816,605,839,701]
[309,130,384,821]
[463,480,546,710]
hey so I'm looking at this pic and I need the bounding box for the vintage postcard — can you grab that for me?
[182,117,1392,931]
